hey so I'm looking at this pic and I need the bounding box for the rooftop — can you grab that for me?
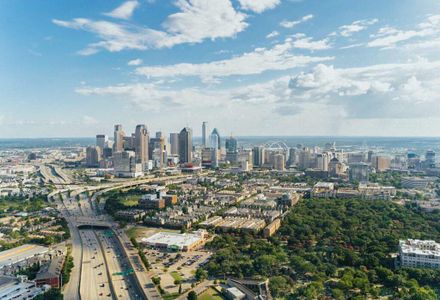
[0,244,49,269]
[399,239,440,257]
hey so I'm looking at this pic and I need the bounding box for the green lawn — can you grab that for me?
[170,271,183,282]
[162,292,180,300]
[121,195,140,207]
[198,288,225,300]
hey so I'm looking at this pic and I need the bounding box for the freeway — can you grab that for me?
[79,229,113,299]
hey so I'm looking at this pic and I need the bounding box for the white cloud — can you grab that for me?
[53,0,247,54]
[368,15,440,48]
[287,59,440,118]
[338,19,378,37]
[82,115,99,125]
[280,14,313,28]
[134,38,333,80]
[238,0,280,13]
[128,58,143,66]
[266,30,279,39]
[291,33,331,50]
[104,1,139,20]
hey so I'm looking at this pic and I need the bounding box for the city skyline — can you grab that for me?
[2,0,440,138]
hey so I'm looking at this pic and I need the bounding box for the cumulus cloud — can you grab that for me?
[134,38,333,80]
[291,33,331,50]
[104,1,139,20]
[128,58,143,66]
[287,59,440,118]
[368,15,440,48]
[266,30,279,39]
[82,115,99,125]
[238,0,280,13]
[338,19,378,37]
[280,14,313,28]
[53,0,247,54]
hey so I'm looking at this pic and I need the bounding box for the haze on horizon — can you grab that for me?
[1,0,440,138]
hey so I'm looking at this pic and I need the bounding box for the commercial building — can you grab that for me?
[399,239,440,269]
[312,182,335,198]
[113,124,125,152]
[178,127,193,164]
[273,154,285,171]
[35,255,65,288]
[86,146,101,167]
[169,133,179,156]
[225,136,238,163]
[252,146,265,167]
[163,195,178,206]
[96,134,107,154]
[202,122,208,148]
[113,151,143,178]
[349,162,370,182]
[139,194,165,209]
[372,155,391,172]
[141,230,207,252]
[0,275,47,300]
[210,128,221,150]
[134,124,149,168]
[401,177,436,190]
[0,244,49,271]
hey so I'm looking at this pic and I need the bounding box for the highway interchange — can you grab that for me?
[50,174,192,299]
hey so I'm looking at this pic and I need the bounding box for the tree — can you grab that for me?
[187,291,197,300]
[195,268,208,282]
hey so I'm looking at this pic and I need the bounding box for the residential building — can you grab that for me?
[399,239,440,269]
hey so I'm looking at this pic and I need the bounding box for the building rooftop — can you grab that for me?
[142,231,205,248]
[399,239,440,257]
[0,244,49,269]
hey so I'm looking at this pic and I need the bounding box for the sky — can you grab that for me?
[1,0,440,138]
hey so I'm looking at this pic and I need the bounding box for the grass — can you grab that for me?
[198,288,225,300]
[162,292,180,300]
[121,195,140,207]
[170,271,184,282]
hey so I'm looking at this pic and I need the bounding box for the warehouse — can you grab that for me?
[141,230,207,252]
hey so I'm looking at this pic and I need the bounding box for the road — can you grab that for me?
[79,229,113,299]
[55,174,197,299]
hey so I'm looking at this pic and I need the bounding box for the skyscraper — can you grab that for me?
[113,124,125,153]
[273,154,285,171]
[178,127,193,164]
[211,128,221,150]
[170,133,179,156]
[135,124,149,167]
[202,122,208,147]
[225,136,238,163]
[96,134,107,154]
[86,146,101,167]
[253,146,265,167]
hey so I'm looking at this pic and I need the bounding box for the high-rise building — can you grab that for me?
[123,134,135,151]
[287,148,297,166]
[316,153,330,171]
[426,150,436,168]
[135,124,149,168]
[349,162,370,182]
[273,154,285,171]
[178,127,193,164]
[86,146,101,167]
[202,122,208,148]
[252,146,265,167]
[373,155,391,172]
[169,133,179,156]
[225,136,238,163]
[96,134,107,154]
[210,128,221,150]
[113,124,125,153]
[113,151,143,177]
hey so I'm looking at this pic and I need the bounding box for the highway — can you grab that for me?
[54,174,196,299]
[79,229,113,299]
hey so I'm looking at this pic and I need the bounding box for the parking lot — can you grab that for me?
[144,248,212,295]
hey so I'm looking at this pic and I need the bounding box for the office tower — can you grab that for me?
[372,155,391,172]
[316,153,329,171]
[328,156,345,177]
[349,162,370,182]
[135,124,149,168]
[170,133,179,156]
[202,122,208,148]
[273,154,285,171]
[96,134,107,154]
[201,148,213,167]
[367,150,374,163]
[348,152,366,163]
[253,146,265,167]
[178,127,193,164]
[156,137,166,169]
[123,134,135,151]
[156,131,163,139]
[212,148,219,168]
[113,151,143,177]
[426,150,436,168]
[113,124,125,152]
[287,148,297,166]
[211,128,221,150]
[298,148,312,170]
[86,146,101,167]
[225,136,238,163]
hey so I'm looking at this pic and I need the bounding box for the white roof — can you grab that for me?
[0,244,49,269]
[142,232,203,249]
[399,239,440,257]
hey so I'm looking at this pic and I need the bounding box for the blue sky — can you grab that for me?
[1,0,440,138]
